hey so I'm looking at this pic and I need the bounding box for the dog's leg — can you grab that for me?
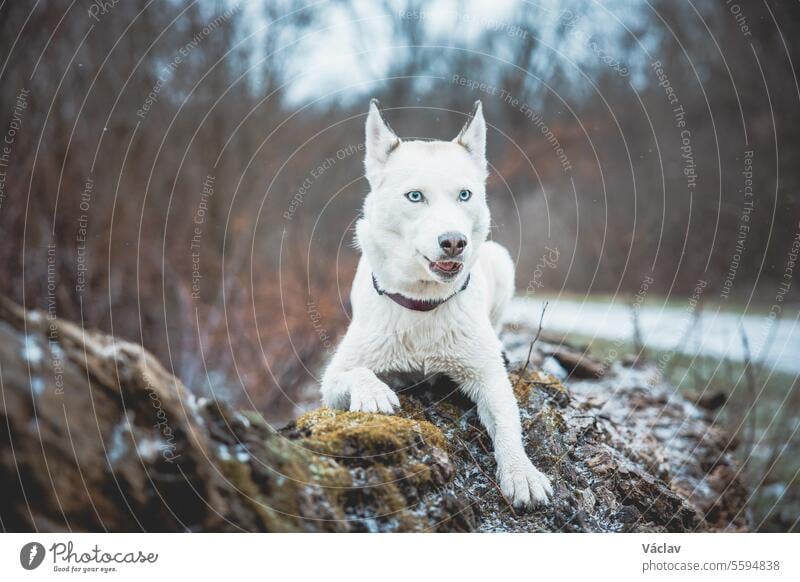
[322,367,400,413]
[462,361,553,507]
[320,334,399,414]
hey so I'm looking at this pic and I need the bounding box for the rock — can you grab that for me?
[545,347,606,379]
[685,389,727,411]
[0,297,748,532]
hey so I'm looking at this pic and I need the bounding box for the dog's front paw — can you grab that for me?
[497,457,553,508]
[344,369,400,414]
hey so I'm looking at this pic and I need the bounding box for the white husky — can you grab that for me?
[321,100,552,507]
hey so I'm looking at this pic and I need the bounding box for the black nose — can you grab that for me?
[438,232,468,257]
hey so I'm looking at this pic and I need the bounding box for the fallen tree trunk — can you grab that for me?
[0,298,748,532]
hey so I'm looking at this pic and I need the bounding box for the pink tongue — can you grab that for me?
[438,261,458,271]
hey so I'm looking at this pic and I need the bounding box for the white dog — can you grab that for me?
[321,100,552,507]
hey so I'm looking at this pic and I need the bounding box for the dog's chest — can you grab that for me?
[364,307,475,375]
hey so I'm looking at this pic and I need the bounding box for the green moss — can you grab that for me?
[291,407,454,531]
[407,461,433,486]
[213,406,453,531]
[214,417,354,531]
[511,369,566,404]
[296,408,447,460]
[218,458,305,532]
[511,373,533,403]
[370,465,411,511]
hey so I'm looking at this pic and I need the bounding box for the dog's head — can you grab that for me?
[356,100,490,299]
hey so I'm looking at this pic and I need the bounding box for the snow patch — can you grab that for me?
[108,415,132,465]
[507,297,800,374]
[234,412,251,428]
[21,336,44,365]
[31,377,45,396]
[49,342,66,361]
[136,438,166,461]
[542,356,567,380]
[233,444,250,463]
[216,444,232,461]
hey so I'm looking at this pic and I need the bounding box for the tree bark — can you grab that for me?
[0,298,748,532]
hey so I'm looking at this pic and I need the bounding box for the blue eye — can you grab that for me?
[405,190,424,203]
[459,189,472,201]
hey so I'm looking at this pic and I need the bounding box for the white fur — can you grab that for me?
[321,100,552,507]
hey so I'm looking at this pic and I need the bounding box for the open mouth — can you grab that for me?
[428,259,463,278]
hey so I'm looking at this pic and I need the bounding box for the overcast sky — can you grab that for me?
[235,0,653,105]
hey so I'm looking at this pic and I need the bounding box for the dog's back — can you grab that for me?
[479,240,515,332]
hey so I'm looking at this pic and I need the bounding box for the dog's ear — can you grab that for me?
[454,100,487,172]
[365,99,400,185]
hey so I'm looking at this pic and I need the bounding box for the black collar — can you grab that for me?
[371,274,470,311]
